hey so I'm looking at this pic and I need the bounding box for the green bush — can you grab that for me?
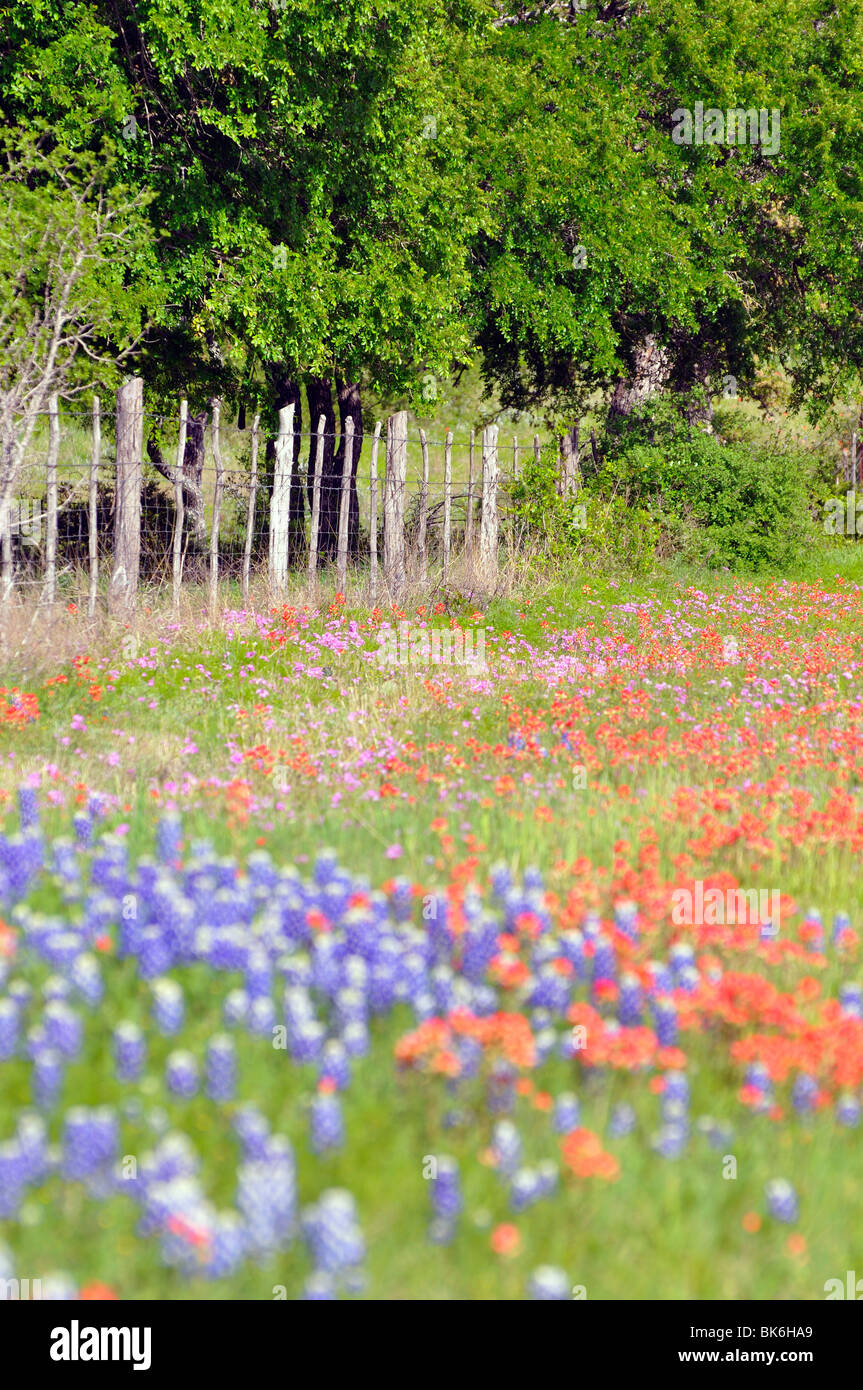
[510,449,658,573]
[588,407,820,572]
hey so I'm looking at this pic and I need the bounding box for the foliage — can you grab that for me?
[510,447,658,571]
[591,408,820,572]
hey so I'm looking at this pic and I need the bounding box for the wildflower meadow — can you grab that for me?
[5,0,863,1340]
[2,570,863,1304]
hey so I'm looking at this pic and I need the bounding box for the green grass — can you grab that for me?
[2,557,863,1298]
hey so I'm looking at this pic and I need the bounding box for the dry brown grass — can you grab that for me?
[0,535,554,684]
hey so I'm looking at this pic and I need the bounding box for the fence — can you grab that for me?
[0,386,555,616]
[3,387,856,616]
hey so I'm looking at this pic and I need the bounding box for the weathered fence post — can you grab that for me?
[172,400,188,615]
[208,400,223,618]
[560,424,580,497]
[480,422,499,580]
[533,433,541,466]
[384,411,407,597]
[443,428,452,585]
[268,402,294,592]
[110,376,144,613]
[465,428,476,558]
[308,413,325,589]
[369,421,382,605]
[43,393,59,606]
[88,396,100,617]
[1,488,11,605]
[513,436,520,479]
[417,428,429,582]
[336,416,354,594]
[242,412,260,607]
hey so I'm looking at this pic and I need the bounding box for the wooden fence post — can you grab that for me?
[443,428,452,585]
[1,485,11,605]
[336,416,354,594]
[369,421,382,605]
[268,402,294,592]
[43,393,59,606]
[560,424,580,497]
[88,397,101,617]
[242,412,259,607]
[465,428,475,558]
[480,422,499,579]
[110,376,143,612]
[208,400,223,617]
[308,413,325,589]
[417,428,429,582]
[172,400,188,615]
[384,411,407,597]
[513,436,519,479]
[533,433,541,466]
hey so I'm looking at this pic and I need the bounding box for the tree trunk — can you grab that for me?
[183,412,207,544]
[334,379,363,558]
[670,350,716,432]
[607,333,672,422]
[147,407,207,547]
[311,378,350,560]
[306,377,335,515]
[608,331,718,434]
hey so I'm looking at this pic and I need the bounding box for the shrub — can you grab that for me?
[588,409,820,572]
[510,449,658,573]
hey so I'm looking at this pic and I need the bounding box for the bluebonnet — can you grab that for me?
[836,1093,861,1128]
[765,1179,799,1223]
[319,1040,351,1090]
[302,1189,364,1277]
[618,972,644,1026]
[17,785,39,831]
[608,1103,637,1138]
[552,1093,581,1134]
[113,1023,146,1082]
[430,1156,462,1221]
[205,1035,236,1102]
[152,978,185,1035]
[44,1002,83,1059]
[651,997,678,1047]
[0,1001,19,1060]
[32,1049,63,1109]
[528,1266,570,1300]
[165,1051,199,1099]
[310,1094,345,1154]
[791,1074,818,1115]
[491,1120,522,1177]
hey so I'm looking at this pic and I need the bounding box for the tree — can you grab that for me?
[0,0,488,556]
[0,129,154,527]
[463,0,863,430]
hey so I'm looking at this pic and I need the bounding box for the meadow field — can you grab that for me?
[2,552,863,1301]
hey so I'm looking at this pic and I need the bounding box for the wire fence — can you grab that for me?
[2,392,859,614]
[0,395,537,613]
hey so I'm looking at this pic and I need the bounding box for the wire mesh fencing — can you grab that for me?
[0,397,534,614]
[4,391,853,613]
